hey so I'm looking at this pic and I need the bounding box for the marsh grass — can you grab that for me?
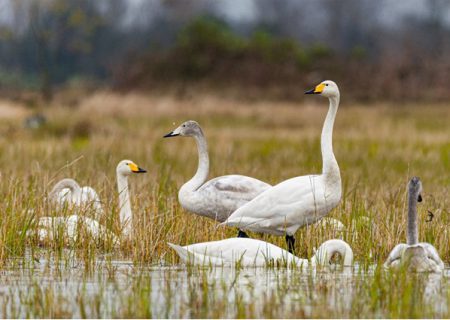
[0,91,448,317]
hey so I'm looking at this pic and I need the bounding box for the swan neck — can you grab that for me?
[117,173,132,236]
[321,96,339,177]
[407,189,419,245]
[183,132,209,192]
[312,240,353,266]
[49,179,81,198]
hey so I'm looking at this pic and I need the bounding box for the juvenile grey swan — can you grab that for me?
[164,120,271,237]
[220,81,342,253]
[36,160,146,244]
[384,177,444,273]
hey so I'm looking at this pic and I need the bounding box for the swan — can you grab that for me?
[220,81,341,253]
[35,160,146,244]
[164,120,271,236]
[168,238,353,268]
[50,178,103,214]
[384,177,444,273]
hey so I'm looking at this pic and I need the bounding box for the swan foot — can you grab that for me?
[285,235,295,254]
[237,230,249,238]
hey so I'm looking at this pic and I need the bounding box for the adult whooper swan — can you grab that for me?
[164,120,271,236]
[50,178,103,214]
[220,80,342,253]
[168,238,353,268]
[384,177,444,273]
[36,160,146,244]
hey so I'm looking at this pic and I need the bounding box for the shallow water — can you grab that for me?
[0,256,449,318]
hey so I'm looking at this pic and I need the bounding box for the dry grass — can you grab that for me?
[0,91,448,267]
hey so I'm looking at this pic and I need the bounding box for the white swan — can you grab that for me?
[164,120,271,236]
[220,81,342,252]
[50,178,103,214]
[35,160,146,244]
[168,238,353,268]
[384,177,444,273]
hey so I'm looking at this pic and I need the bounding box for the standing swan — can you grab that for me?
[164,120,271,236]
[35,160,146,244]
[50,178,103,214]
[168,238,353,268]
[220,81,341,253]
[384,177,444,273]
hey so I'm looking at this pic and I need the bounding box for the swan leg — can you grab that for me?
[285,235,295,254]
[237,230,249,238]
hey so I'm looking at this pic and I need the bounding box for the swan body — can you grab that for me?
[51,179,103,214]
[169,238,353,268]
[164,120,271,222]
[384,177,444,273]
[220,81,341,250]
[36,215,118,245]
[35,160,146,244]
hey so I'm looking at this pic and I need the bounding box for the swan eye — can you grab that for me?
[325,84,329,86]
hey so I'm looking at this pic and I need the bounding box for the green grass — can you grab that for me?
[0,91,448,317]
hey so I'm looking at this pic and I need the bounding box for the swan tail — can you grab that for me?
[168,243,190,262]
[313,239,353,266]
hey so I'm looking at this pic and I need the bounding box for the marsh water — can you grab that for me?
[0,253,449,318]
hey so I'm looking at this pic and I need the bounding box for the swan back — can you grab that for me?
[312,239,353,267]
[169,238,302,267]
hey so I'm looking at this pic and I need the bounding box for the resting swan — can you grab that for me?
[220,81,342,253]
[169,238,353,268]
[36,160,146,244]
[384,177,444,273]
[50,178,103,214]
[164,120,271,236]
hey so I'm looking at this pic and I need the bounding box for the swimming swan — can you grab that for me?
[384,177,444,273]
[36,160,146,244]
[50,178,103,214]
[164,120,271,236]
[220,81,341,253]
[168,238,353,268]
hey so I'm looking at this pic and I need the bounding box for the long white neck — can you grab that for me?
[117,173,132,237]
[181,132,209,192]
[321,96,340,178]
[49,178,81,199]
[407,187,419,245]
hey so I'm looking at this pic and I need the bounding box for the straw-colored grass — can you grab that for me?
[0,91,448,267]
[0,91,449,318]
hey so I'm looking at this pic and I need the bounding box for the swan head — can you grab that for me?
[163,120,203,138]
[305,80,339,98]
[409,176,423,202]
[116,160,147,176]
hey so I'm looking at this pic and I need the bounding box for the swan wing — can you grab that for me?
[384,243,408,268]
[186,175,271,222]
[200,175,271,201]
[170,238,299,266]
[222,175,331,235]
[419,242,445,271]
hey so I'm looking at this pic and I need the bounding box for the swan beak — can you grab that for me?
[135,167,147,173]
[129,163,147,173]
[305,83,325,94]
[163,131,179,138]
[417,194,422,202]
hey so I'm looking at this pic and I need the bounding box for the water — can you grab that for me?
[0,256,449,318]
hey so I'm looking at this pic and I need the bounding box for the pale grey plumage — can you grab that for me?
[164,120,271,222]
[384,177,444,273]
